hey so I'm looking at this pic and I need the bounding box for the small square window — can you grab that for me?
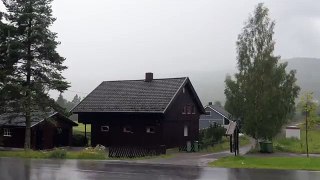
[3,128,11,137]
[206,111,211,116]
[146,126,155,134]
[101,126,110,132]
[123,126,133,133]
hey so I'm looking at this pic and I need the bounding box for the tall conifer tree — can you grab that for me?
[1,0,69,149]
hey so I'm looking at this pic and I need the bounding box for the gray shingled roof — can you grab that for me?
[72,77,188,113]
[0,112,77,127]
[207,105,232,120]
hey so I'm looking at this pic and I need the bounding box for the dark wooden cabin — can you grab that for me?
[72,73,205,148]
[0,112,77,149]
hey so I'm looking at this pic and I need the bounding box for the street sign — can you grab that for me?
[226,121,237,135]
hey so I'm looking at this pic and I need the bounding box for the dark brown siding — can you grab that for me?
[77,82,202,148]
[0,116,74,149]
[163,83,201,148]
[1,127,25,148]
[78,113,163,147]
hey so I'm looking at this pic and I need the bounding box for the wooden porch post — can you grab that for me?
[230,135,233,153]
[84,123,87,146]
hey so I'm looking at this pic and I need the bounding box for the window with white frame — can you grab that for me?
[3,128,11,137]
[182,106,186,114]
[146,126,155,134]
[186,105,192,114]
[182,87,186,93]
[205,111,211,116]
[123,126,133,133]
[184,125,188,137]
[101,126,110,132]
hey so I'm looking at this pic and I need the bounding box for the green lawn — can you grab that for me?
[200,135,251,153]
[73,123,92,146]
[0,150,173,160]
[0,150,107,160]
[274,129,320,153]
[209,156,320,171]
[73,123,91,133]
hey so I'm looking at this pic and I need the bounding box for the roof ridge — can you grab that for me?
[71,77,190,113]
[102,77,188,83]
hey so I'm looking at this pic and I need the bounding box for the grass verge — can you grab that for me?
[209,156,320,171]
[0,149,173,160]
[0,150,107,160]
[274,129,320,153]
[200,135,251,153]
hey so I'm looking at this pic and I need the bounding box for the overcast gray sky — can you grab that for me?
[2,0,320,103]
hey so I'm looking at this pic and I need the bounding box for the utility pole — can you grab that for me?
[305,106,309,158]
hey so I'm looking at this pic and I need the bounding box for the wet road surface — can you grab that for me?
[1,158,320,180]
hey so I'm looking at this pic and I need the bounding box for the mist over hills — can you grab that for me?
[61,57,319,107]
[190,57,320,105]
[283,57,320,101]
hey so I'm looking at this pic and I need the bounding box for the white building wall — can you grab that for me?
[285,128,300,140]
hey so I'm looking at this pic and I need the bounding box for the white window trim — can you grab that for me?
[3,128,12,137]
[182,106,186,114]
[182,87,185,93]
[186,105,192,114]
[184,125,188,137]
[146,126,155,134]
[123,126,133,133]
[206,111,211,116]
[101,125,110,132]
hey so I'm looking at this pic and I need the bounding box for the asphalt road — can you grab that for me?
[1,158,320,180]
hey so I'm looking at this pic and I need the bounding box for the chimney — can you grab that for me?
[145,72,153,82]
[208,102,212,105]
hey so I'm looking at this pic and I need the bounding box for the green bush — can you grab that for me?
[200,123,226,149]
[49,148,67,159]
[72,132,88,147]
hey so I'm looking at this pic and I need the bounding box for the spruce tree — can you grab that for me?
[224,3,300,141]
[1,0,69,149]
[71,94,81,105]
[56,93,67,108]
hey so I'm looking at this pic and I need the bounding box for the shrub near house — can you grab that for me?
[199,124,226,148]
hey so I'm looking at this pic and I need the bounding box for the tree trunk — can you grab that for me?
[24,59,31,149]
[24,110,31,149]
[306,110,309,157]
[24,17,32,150]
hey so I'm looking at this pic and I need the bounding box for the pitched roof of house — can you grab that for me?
[205,105,232,120]
[72,77,205,113]
[0,112,77,127]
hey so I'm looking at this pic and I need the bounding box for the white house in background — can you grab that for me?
[285,126,301,140]
[199,102,232,129]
